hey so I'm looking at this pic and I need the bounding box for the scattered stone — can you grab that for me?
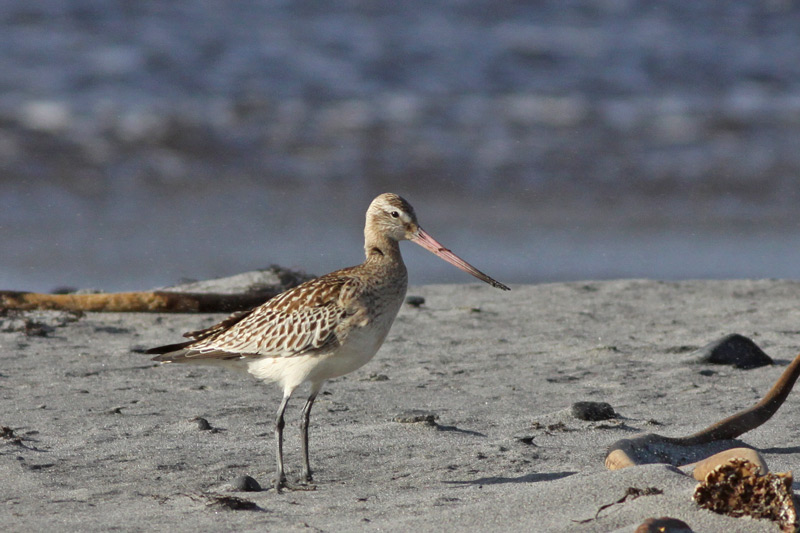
[571,401,616,421]
[392,410,438,426]
[405,295,425,307]
[634,517,693,533]
[693,458,796,532]
[191,417,213,431]
[232,475,261,492]
[691,334,773,369]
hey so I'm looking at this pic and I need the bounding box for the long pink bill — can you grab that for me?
[412,227,510,291]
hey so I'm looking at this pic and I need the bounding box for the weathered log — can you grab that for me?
[0,289,280,313]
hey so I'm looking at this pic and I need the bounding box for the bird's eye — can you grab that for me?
[390,211,400,218]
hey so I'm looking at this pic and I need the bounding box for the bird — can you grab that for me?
[147,193,509,492]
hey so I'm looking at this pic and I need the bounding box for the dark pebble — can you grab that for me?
[192,417,212,430]
[692,333,773,369]
[232,475,261,492]
[571,401,616,421]
[405,295,425,307]
[634,517,693,533]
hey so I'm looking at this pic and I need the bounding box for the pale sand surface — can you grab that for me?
[2,279,800,531]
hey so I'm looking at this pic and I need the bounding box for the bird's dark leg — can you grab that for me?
[272,392,316,492]
[274,395,291,492]
[300,390,319,483]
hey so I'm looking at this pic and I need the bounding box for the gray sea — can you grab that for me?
[2,1,800,292]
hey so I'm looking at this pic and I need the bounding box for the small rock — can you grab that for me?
[191,417,213,430]
[392,410,438,425]
[232,475,261,492]
[405,295,425,307]
[692,333,773,369]
[634,517,693,533]
[571,401,616,421]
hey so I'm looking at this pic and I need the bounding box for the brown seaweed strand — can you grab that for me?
[676,352,800,446]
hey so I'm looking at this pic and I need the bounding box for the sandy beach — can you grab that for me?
[2,278,799,532]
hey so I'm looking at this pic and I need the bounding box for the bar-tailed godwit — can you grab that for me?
[148,193,509,491]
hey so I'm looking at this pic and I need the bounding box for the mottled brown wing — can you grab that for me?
[183,309,255,342]
[148,306,258,359]
[158,271,364,361]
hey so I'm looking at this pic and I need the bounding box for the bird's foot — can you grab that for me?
[273,476,316,493]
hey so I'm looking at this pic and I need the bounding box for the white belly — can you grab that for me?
[246,299,401,394]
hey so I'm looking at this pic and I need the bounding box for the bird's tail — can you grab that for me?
[146,341,194,362]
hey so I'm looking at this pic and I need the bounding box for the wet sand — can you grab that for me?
[2,278,799,531]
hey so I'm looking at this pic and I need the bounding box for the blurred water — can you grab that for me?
[2,182,800,293]
[2,2,800,291]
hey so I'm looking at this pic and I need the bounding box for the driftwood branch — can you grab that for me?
[0,267,314,314]
[0,290,281,313]
[606,352,800,470]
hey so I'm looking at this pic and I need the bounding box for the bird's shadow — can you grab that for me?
[444,471,576,486]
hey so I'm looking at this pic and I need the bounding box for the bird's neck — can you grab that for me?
[364,234,402,263]
[362,231,408,296]
[363,237,408,295]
